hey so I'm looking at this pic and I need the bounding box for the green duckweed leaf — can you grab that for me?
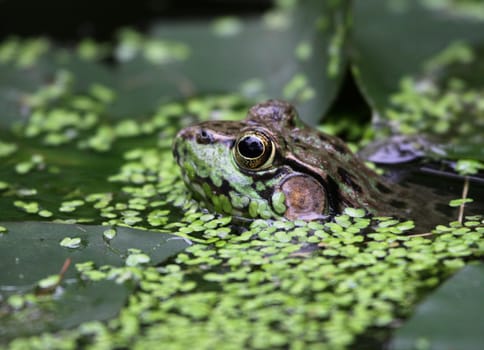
[390,263,484,350]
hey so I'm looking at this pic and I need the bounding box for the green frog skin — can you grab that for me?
[173,100,428,222]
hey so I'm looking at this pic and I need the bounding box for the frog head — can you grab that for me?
[173,100,398,221]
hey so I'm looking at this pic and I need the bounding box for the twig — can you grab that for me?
[58,258,72,281]
[36,258,72,295]
[457,176,470,224]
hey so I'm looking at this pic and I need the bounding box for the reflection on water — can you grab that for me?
[381,162,484,231]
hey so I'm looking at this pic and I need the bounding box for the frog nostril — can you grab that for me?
[196,129,213,144]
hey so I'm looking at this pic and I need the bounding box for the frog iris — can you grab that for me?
[233,131,275,170]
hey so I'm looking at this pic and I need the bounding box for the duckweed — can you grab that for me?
[449,198,474,207]
[343,207,366,218]
[0,37,49,67]
[282,73,316,102]
[125,252,151,267]
[13,200,40,214]
[17,207,477,350]
[37,275,60,290]
[455,159,484,175]
[59,237,82,248]
[0,141,17,157]
[103,228,117,240]
[212,17,244,37]
[387,74,484,142]
[38,210,53,218]
[0,181,9,191]
[59,200,85,213]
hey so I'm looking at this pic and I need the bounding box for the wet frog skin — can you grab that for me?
[173,100,426,222]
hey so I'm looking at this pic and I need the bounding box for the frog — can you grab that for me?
[172,99,446,227]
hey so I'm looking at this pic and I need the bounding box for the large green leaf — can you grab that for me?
[0,137,125,222]
[390,263,484,350]
[351,0,484,158]
[0,222,189,342]
[0,1,349,127]
[351,0,484,113]
[135,1,349,123]
[0,280,129,342]
[0,61,55,128]
[0,222,190,288]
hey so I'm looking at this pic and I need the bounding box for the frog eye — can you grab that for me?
[233,131,275,170]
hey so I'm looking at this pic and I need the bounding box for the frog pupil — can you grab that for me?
[238,136,264,158]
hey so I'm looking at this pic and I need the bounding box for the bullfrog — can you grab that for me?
[172,99,445,227]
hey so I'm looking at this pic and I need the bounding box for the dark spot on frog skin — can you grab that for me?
[331,142,349,156]
[248,166,290,184]
[206,121,223,128]
[219,178,234,195]
[317,134,330,143]
[223,124,243,134]
[337,167,362,194]
[390,199,407,209]
[285,113,296,128]
[290,135,310,151]
[172,146,180,161]
[172,138,187,163]
[317,134,348,155]
[376,182,392,194]
[324,176,344,217]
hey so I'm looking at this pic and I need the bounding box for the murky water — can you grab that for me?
[380,161,483,231]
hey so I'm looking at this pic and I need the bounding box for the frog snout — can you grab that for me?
[172,126,215,163]
[172,128,195,163]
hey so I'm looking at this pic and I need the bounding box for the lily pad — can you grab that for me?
[351,0,484,158]
[0,1,349,127]
[0,222,188,343]
[136,0,349,123]
[0,280,129,342]
[0,221,190,288]
[0,60,55,128]
[390,263,484,350]
[0,138,126,222]
[352,0,484,114]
